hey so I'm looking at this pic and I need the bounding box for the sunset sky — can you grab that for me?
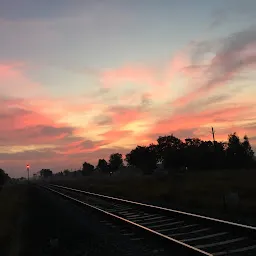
[1,0,256,177]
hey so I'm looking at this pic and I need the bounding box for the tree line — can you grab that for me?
[125,132,255,174]
[0,169,10,187]
[39,132,255,178]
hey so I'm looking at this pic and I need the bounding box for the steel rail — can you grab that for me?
[51,184,256,231]
[43,185,212,256]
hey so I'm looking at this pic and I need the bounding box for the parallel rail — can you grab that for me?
[44,184,256,256]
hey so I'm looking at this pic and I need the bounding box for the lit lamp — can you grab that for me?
[26,164,30,181]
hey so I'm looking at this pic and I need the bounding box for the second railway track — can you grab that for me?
[42,183,256,256]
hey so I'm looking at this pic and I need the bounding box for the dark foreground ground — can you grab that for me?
[1,177,256,256]
[20,185,117,256]
[1,184,154,256]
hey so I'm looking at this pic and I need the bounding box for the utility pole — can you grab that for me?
[211,127,217,169]
[211,127,216,144]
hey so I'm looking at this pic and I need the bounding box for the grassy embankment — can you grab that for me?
[0,183,28,256]
[0,183,117,256]
[51,168,256,225]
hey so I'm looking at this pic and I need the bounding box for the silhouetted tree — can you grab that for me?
[97,159,109,173]
[63,169,70,176]
[157,135,184,170]
[214,141,227,168]
[109,153,123,171]
[127,132,254,172]
[242,135,254,167]
[0,168,10,186]
[82,161,94,176]
[148,143,161,163]
[55,171,64,177]
[40,169,53,178]
[226,133,246,168]
[125,145,157,174]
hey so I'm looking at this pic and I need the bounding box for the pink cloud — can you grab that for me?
[101,65,161,88]
[150,105,252,136]
[166,51,191,81]
[98,49,193,104]
[110,107,145,127]
[0,63,45,97]
[100,50,191,89]
[0,96,79,146]
[92,105,150,129]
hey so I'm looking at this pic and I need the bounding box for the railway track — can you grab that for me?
[42,184,256,256]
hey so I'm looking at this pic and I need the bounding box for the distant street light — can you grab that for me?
[26,164,30,181]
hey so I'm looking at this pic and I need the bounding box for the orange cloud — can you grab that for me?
[150,105,253,137]
[100,129,133,143]
[55,139,105,155]
[0,92,139,177]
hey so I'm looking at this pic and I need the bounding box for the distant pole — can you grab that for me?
[26,164,30,182]
[211,127,216,144]
[211,127,217,168]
